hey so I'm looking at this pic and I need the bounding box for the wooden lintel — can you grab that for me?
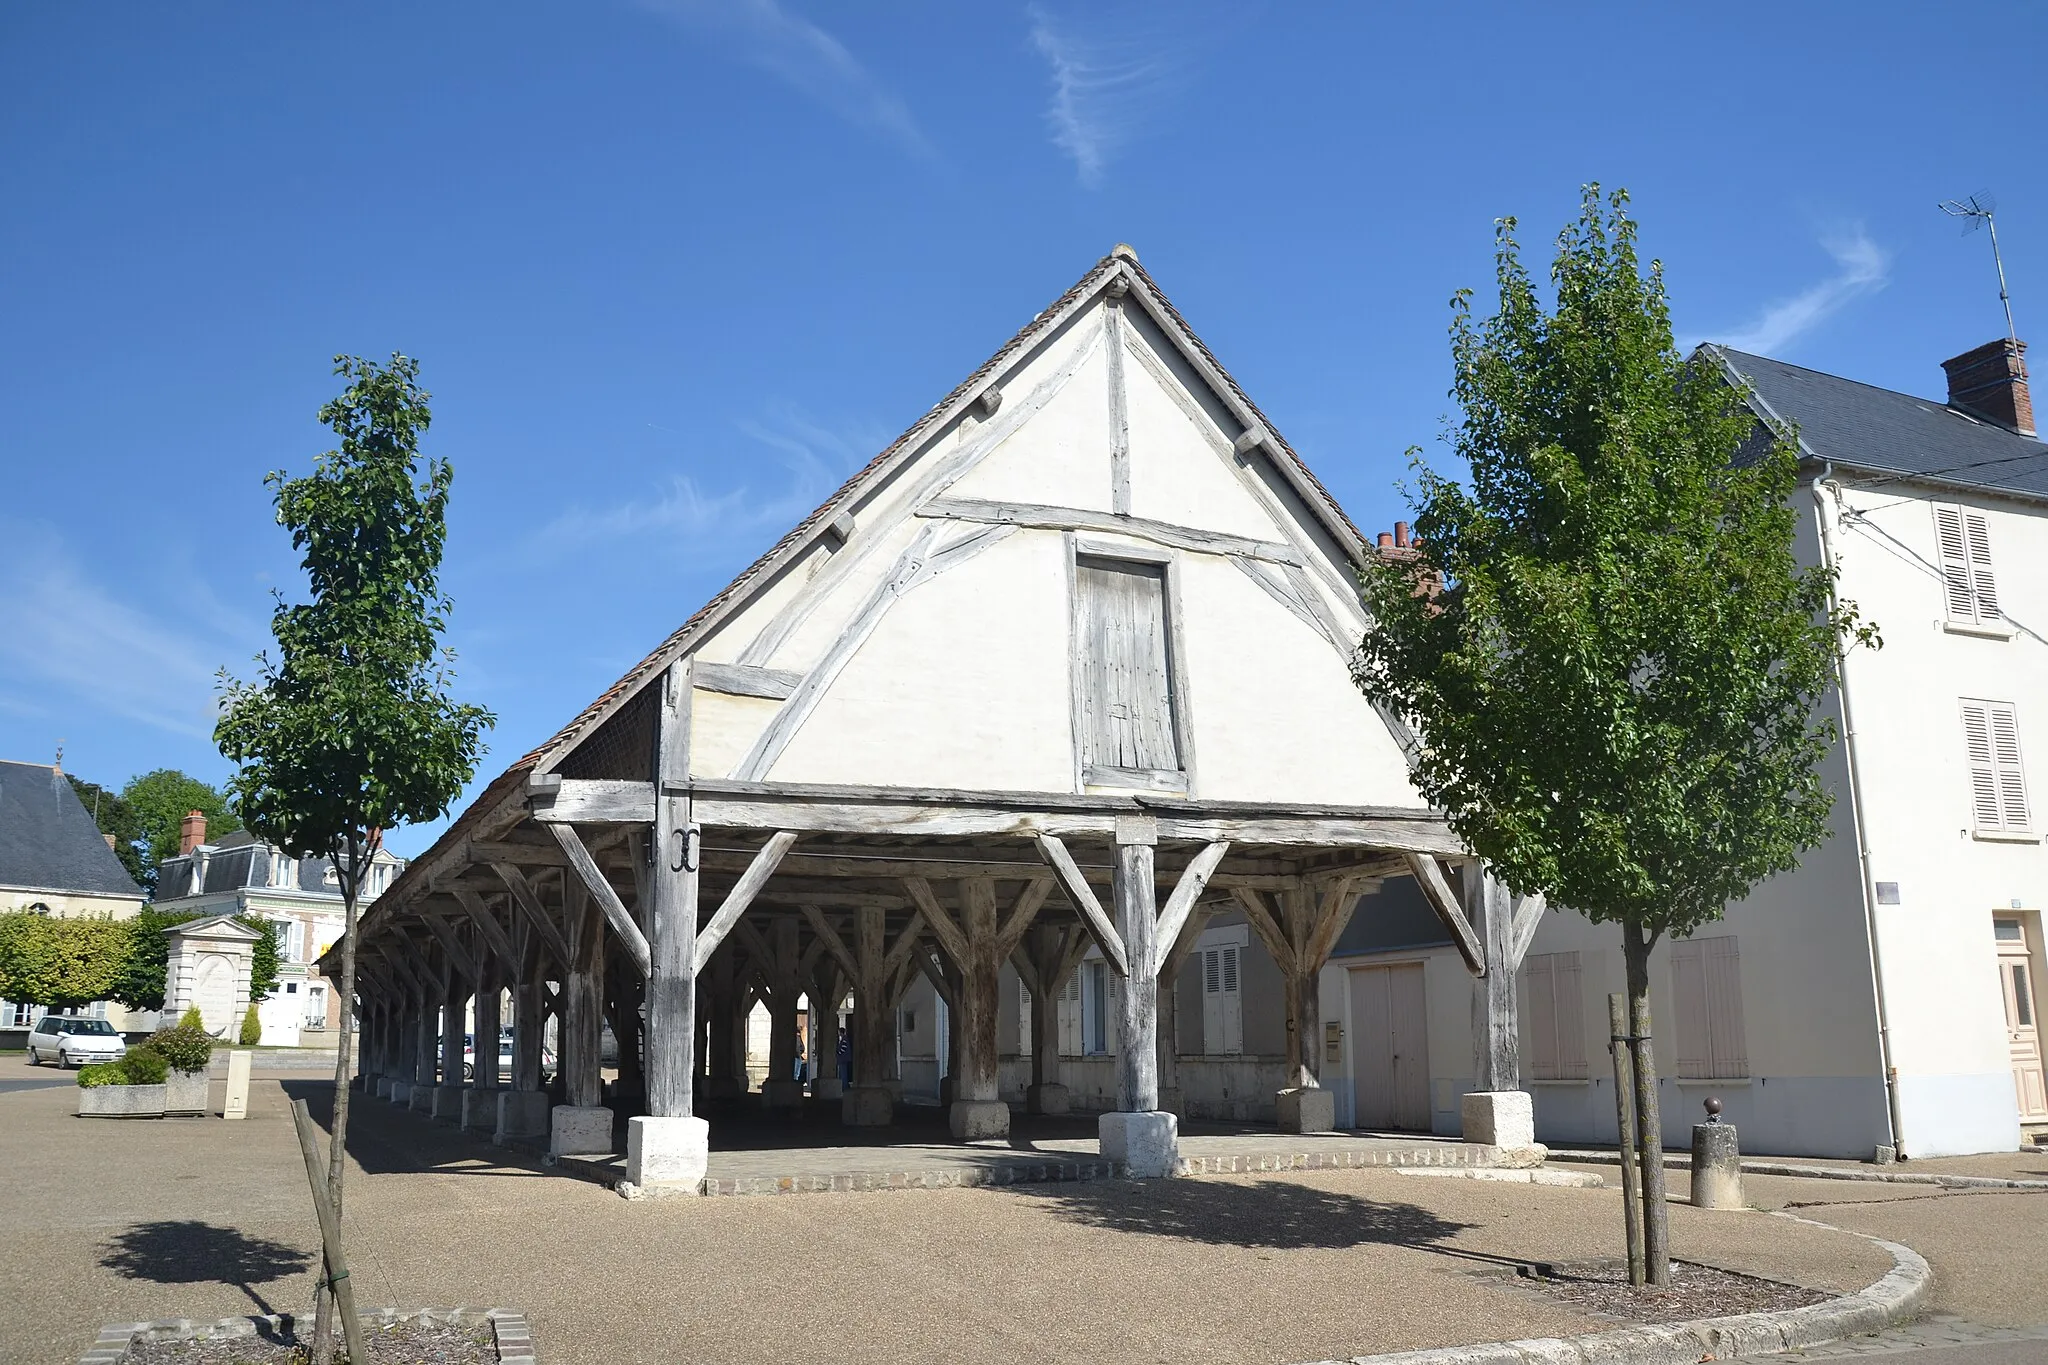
[917,496,1299,566]
[465,839,569,868]
[1405,853,1485,976]
[693,660,804,700]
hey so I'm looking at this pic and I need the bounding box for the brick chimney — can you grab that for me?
[1942,337,2035,436]
[179,810,207,855]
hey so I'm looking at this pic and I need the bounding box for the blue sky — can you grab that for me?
[3,3,2042,857]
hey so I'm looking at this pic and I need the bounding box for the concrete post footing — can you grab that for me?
[460,1088,498,1133]
[948,1099,1011,1141]
[550,1105,613,1157]
[1100,1110,1179,1178]
[841,1086,894,1127]
[622,1115,710,1195]
[1691,1122,1744,1208]
[1461,1090,1536,1151]
[761,1080,806,1110]
[388,1080,412,1107]
[408,1084,435,1114]
[1025,1082,1070,1116]
[810,1078,845,1101]
[494,1089,551,1146]
[1275,1086,1336,1134]
[431,1085,464,1122]
[372,1076,394,1099]
[702,1077,747,1101]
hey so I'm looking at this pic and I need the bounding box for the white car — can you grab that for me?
[25,1016,127,1068]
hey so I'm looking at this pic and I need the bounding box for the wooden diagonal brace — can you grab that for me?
[443,881,519,974]
[1405,853,1485,976]
[901,877,969,967]
[1152,841,1229,969]
[491,862,575,971]
[1033,833,1128,977]
[1509,892,1548,970]
[692,830,798,974]
[547,823,653,979]
[799,905,860,982]
[420,912,479,982]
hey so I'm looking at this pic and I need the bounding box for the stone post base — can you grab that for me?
[494,1089,551,1146]
[1276,1086,1336,1134]
[431,1085,465,1122]
[1025,1082,1070,1116]
[761,1079,806,1110]
[1100,1110,1179,1178]
[550,1104,614,1157]
[408,1084,434,1114]
[1460,1090,1543,1162]
[811,1077,845,1101]
[841,1086,894,1127]
[1690,1122,1743,1209]
[620,1115,710,1197]
[353,1073,373,1092]
[389,1081,412,1107]
[949,1099,1011,1141]
[701,1076,747,1101]
[461,1088,498,1133]
[374,1077,395,1100]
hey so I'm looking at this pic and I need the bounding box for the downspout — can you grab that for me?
[1812,466,1906,1158]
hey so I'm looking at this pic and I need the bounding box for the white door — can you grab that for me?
[1350,963,1430,1131]
[1995,917,2047,1126]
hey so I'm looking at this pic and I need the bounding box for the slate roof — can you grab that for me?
[0,761,147,900]
[1709,345,2048,500]
[154,842,340,901]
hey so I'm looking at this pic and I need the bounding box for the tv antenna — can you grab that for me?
[1940,193,2018,343]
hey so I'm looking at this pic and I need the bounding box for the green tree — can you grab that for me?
[121,770,241,892]
[65,776,149,887]
[215,353,492,1362]
[0,912,132,1008]
[1355,187,1876,1286]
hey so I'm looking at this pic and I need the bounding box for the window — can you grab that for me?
[1057,974,1082,1057]
[1521,951,1588,1080]
[1671,935,1748,1079]
[1081,959,1119,1055]
[1962,700,2032,834]
[1074,555,1186,789]
[1934,504,2002,626]
[1198,933,1244,1056]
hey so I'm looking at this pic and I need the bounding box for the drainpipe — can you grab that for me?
[1813,467,1906,1157]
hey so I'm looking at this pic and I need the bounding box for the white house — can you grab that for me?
[1350,337,2048,1161]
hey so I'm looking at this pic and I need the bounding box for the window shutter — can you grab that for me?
[1201,948,1223,1056]
[1220,946,1242,1055]
[1964,511,2001,621]
[1670,940,1712,1080]
[1990,703,2031,830]
[1522,957,1560,1081]
[1935,506,1979,620]
[1964,702,2005,829]
[1704,937,1748,1079]
[1555,953,1588,1079]
[1077,559,1180,774]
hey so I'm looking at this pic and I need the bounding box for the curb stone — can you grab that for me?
[1549,1148,2048,1192]
[1290,1212,1930,1365]
[79,1306,532,1364]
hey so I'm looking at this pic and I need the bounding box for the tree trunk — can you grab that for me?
[311,830,374,1365]
[1622,921,1670,1286]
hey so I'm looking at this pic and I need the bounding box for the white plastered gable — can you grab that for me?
[557,253,1423,809]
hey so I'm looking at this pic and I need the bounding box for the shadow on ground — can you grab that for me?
[100,1221,313,1314]
[1010,1176,1487,1254]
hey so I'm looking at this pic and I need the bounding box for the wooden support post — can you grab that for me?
[511,930,544,1094]
[473,960,501,1090]
[1609,992,1646,1285]
[289,1099,366,1365]
[561,877,606,1111]
[440,959,467,1096]
[702,947,744,1099]
[645,657,700,1120]
[1014,923,1087,1111]
[1465,863,1520,1093]
[413,971,439,1088]
[1113,818,1159,1113]
[1236,879,1357,1131]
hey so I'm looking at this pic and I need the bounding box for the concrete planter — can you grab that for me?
[164,1070,210,1116]
[77,1084,167,1118]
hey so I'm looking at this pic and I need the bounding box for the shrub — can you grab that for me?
[239,1005,262,1046]
[146,1023,216,1075]
[76,1048,169,1087]
[178,1005,204,1031]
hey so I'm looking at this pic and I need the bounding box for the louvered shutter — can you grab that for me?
[1670,940,1713,1079]
[1990,703,2031,830]
[1935,506,1979,620]
[1018,988,1032,1058]
[1201,948,1223,1055]
[1058,974,1081,1056]
[1219,945,1242,1054]
[1522,956,1560,1081]
[1704,937,1748,1078]
[1964,512,2001,621]
[1555,953,1588,1079]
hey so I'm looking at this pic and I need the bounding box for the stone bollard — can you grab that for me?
[222,1049,253,1120]
[1690,1096,1744,1209]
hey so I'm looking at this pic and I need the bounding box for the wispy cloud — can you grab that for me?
[636,0,934,160]
[1702,229,1890,356]
[1028,5,1186,186]
[537,409,878,556]
[0,522,262,739]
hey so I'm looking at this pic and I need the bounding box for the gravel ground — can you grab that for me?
[1510,1258,1830,1324]
[125,1320,494,1365]
[0,1061,1903,1365]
